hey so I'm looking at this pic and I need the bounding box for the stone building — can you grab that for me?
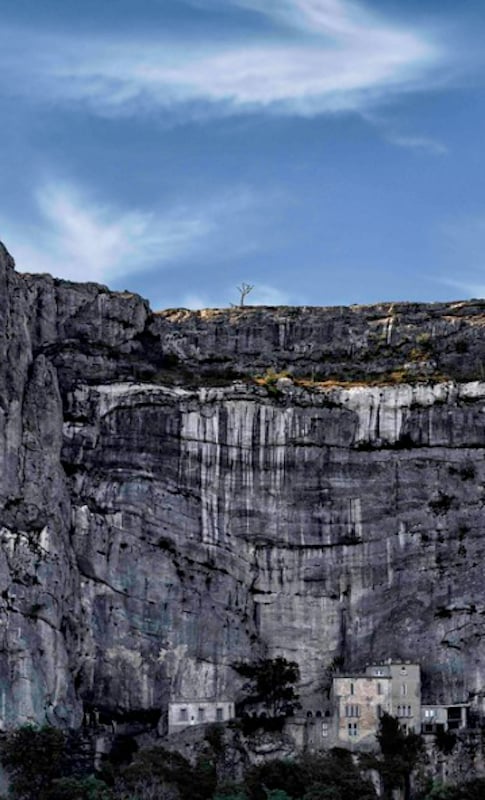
[421,703,469,733]
[366,662,421,734]
[332,673,392,748]
[332,661,421,748]
[168,700,235,734]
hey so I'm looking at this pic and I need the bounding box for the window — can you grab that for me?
[216,707,224,721]
[321,723,328,737]
[377,682,383,695]
[198,708,205,722]
[397,705,402,716]
[345,704,360,718]
[179,708,188,722]
[425,709,436,719]
[400,666,407,675]
[350,682,354,695]
[374,669,384,676]
[407,705,412,717]
[348,722,359,737]
[401,683,408,696]
[377,704,382,718]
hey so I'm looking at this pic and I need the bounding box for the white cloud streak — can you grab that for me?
[0,182,252,284]
[0,0,442,118]
[439,277,485,298]
[386,134,448,155]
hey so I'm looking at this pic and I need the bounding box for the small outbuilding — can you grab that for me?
[168,700,235,734]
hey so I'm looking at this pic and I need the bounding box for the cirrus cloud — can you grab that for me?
[0,0,443,120]
[0,181,266,285]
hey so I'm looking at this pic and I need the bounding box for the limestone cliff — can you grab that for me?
[0,242,484,731]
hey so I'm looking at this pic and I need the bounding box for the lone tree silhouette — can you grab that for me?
[235,282,254,306]
[235,656,300,717]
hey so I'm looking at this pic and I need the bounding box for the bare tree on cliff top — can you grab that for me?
[235,282,254,306]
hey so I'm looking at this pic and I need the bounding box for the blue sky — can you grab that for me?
[1,0,485,308]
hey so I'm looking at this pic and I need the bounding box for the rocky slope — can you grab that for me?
[0,242,484,731]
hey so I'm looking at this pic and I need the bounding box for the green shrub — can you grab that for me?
[44,776,113,800]
[245,760,305,800]
[234,657,300,717]
[205,723,225,754]
[0,725,68,800]
[115,747,216,800]
[435,727,456,755]
[421,778,485,799]
[300,750,376,800]
[369,714,424,800]
[416,333,433,350]
[213,782,248,800]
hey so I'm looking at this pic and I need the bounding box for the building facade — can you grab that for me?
[366,662,421,734]
[332,674,392,747]
[168,700,235,734]
[332,661,421,747]
[421,703,468,733]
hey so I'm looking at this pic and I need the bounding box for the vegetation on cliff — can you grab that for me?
[234,657,301,718]
[2,724,485,800]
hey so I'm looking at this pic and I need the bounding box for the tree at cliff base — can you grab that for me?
[234,657,301,718]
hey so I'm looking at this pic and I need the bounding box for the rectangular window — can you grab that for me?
[401,683,408,696]
[377,704,382,718]
[377,682,382,695]
[407,706,412,717]
[216,707,224,721]
[350,683,354,695]
[348,722,358,737]
[198,708,205,722]
[345,704,360,718]
[179,708,188,722]
[322,723,328,737]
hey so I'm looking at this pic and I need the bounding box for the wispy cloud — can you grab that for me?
[439,277,485,298]
[0,0,443,119]
[0,181,258,284]
[386,134,448,156]
[361,109,449,155]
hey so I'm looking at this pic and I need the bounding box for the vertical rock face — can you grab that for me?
[0,243,484,728]
[0,249,80,726]
[62,381,485,712]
